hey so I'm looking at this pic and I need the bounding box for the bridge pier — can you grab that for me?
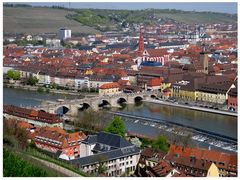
[67,105,80,116]
[126,96,135,104]
[90,102,99,111]
[48,108,56,114]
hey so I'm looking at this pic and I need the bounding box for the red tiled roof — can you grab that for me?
[147,77,163,87]
[35,127,86,149]
[167,144,237,172]
[3,105,62,124]
[99,82,120,89]
[145,49,168,57]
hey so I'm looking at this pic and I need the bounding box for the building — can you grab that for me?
[147,78,163,91]
[140,61,162,67]
[58,27,71,40]
[99,82,121,96]
[137,27,145,56]
[35,127,87,160]
[141,49,170,66]
[165,155,219,177]
[3,105,63,128]
[165,145,237,177]
[227,82,237,111]
[197,82,232,105]
[200,51,209,74]
[146,160,186,177]
[172,80,198,102]
[70,132,141,176]
[46,39,61,48]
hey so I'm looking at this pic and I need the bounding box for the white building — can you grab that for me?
[46,39,61,48]
[58,28,71,40]
[70,132,140,176]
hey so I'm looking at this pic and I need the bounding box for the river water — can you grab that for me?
[3,88,237,140]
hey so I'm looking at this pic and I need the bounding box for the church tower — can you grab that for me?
[200,44,209,74]
[137,27,145,56]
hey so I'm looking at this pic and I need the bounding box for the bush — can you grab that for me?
[45,88,50,93]
[37,87,44,93]
[26,75,38,86]
[152,135,169,153]
[3,148,48,177]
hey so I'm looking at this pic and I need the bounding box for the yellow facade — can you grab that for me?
[196,91,226,104]
[99,87,121,96]
[207,163,220,177]
[172,88,197,101]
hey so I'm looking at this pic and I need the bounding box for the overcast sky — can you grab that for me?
[14,2,238,14]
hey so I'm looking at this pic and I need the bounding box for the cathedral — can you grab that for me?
[135,28,170,67]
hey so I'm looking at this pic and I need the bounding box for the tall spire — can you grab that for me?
[137,27,145,55]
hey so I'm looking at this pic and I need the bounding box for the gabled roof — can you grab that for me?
[99,82,120,89]
[70,145,140,167]
[97,132,132,148]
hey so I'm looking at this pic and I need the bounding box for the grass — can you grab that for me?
[3,6,236,35]
[3,148,66,177]
[25,147,88,177]
[3,7,100,35]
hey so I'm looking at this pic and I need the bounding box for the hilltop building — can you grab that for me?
[58,27,71,40]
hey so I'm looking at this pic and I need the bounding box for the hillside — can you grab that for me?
[71,9,237,30]
[3,7,237,35]
[3,7,100,35]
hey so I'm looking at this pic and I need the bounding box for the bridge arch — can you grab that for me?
[79,103,91,111]
[134,96,143,102]
[150,94,157,99]
[99,99,111,107]
[117,97,127,104]
[39,109,46,112]
[56,105,70,115]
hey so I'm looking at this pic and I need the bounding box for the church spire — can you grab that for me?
[137,27,145,55]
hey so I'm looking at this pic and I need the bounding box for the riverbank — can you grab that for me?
[144,99,238,117]
[4,83,97,97]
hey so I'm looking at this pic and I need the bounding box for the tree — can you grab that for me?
[152,135,169,153]
[26,75,38,86]
[74,110,110,132]
[96,155,108,175]
[6,70,20,80]
[104,116,125,137]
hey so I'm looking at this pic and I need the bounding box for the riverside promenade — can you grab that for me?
[144,99,237,117]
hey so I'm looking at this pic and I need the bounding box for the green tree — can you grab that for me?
[96,155,108,175]
[3,148,48,177]
[26,75,38,86]
[152,135,169,153]
[37,87,44,93]
[6,70,20,80]
[104,116,125,137]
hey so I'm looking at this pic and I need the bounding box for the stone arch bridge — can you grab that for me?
[35,91,161,116]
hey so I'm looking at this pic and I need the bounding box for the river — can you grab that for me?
[3,87,237,152]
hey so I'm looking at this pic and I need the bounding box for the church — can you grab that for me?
[135,28,170,67]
